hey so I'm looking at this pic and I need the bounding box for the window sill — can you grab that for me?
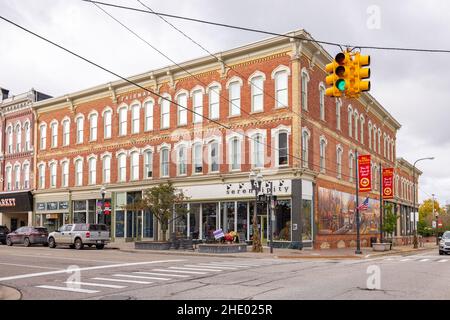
[250,110,264,115]
[227,114,241,119]
[277,164,289,168]
[192,172,203,176]
[89,139,97,143]
[274,105,289,110]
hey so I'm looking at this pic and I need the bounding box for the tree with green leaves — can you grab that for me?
[382,203,398,239]
[123,183,189,242]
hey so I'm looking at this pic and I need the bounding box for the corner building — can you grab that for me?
[32,30,419,248]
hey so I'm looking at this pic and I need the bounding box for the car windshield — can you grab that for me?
[89,224,107,231]
[443,233,450,239]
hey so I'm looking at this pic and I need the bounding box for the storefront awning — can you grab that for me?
[0,191,33,213]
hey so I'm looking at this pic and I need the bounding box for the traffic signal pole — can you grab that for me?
[355,149,362,254]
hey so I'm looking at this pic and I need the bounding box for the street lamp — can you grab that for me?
[413,157,434,248]
[100,185,106,221]
[249,170,263,253]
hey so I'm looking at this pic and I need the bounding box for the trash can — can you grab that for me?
[370,237,378,247]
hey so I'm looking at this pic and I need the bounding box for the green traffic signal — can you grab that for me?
[336,79,346,91]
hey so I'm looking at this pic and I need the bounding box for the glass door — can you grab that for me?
[260,215,268,244]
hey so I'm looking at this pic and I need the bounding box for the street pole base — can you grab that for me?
[355,250,362,254]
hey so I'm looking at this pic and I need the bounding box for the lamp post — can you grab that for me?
[413,157,434,248]
[249,170,263,253]
[432,193,439,246]
[100,185,106,223]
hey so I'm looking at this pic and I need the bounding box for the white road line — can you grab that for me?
[384,258,395,261]
[169,267,222,272]
[0,259,185,282]
[419,259,430,262]
[207,262,255,268]
[114,274,171,281]
[153,268,206,275]
[438,259,448,263]
[400,258,412,262]
[0,262,60,270]
[36,285,99,294]
[185,264,238,270]
[64,281,126,289]
[133,272,190,278]
[91,277,152,285]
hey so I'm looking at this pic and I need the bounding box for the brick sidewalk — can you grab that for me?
[108,241,437,259]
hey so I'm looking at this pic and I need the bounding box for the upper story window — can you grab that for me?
[15,124,22,152]
[131,104,140,134]
[229,137,240,171]
[160,148,170,177]
[177,146,187,176]
[275,70,288,108]
[354,111,359,141]
[39,124,46,150]
[252,134,264,168]
[360,115,365,144]
[161,97,171,129]
[50,162,57,188]
[6,166,11,191]
[192,143,203,174]
[302,128,310,169]
[277,131,288,166]
[23,163,30,189]
[24,122,31,151]
[228,80,241,116]
[14,165,20,189]
[349,152,354,183]
[377,129,382,154]
[118,153,127,182]
[336,145,343,179]
[193,89,203,124]
[62,119,70,146]
[51,121,58,148]
[209,141,220,172]
[76,116,84,144]
[38,164,45,189]
[368,122,372,150]
[144,100,154,131]
[373,126,377,152]
[118,106,128,136]
[319,136,327,173]
[7,126,12,153]
[144,150,153,179]
[208,85,220,120]
[250,74,264,112]
[104,110,112,139]
[336,99,342,130]
[301,68,310,110]
[102,155,111,184]
[88,157,97,185]
[176,93,188,126]
[75,158,83,186]
[90,113,98,141]
[348,106,353,138]
[61,161,69,188]
[130,152,139,181]
[319,83,325,120]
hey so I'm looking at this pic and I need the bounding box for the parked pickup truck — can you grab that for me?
[48,224,110,250]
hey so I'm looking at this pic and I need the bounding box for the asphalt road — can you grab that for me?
[0,244,448,300]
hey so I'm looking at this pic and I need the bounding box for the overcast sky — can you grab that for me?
[1,0,449,205]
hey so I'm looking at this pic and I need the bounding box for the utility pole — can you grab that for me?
[355,149,362,254]
[380,162,383,243]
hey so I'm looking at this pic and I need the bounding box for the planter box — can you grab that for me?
[372,243,391,252]
[198,243,247,254]
[135,241,171,250]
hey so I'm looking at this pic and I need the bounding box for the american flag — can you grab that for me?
[356,197,369,211]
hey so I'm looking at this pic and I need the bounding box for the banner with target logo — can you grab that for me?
[358,155,372,192]
[382,168,394,199]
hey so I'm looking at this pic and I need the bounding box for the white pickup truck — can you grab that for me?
[48,223,110,250]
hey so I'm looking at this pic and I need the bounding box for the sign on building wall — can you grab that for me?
[358,155,372,192]
[382,168,394,199]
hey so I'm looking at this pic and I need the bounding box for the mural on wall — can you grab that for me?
[318,187,380,234]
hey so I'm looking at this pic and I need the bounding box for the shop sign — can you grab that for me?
[45,214,59,219]
[213,229,224,239]
[0,192,33,212]
[59,202,68,210]
[0,198,16,207]
[382,168,394,199]
[46,202,58,211]
[358,155,372,192]
[37,203,46,211]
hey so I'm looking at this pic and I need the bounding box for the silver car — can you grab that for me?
[439,231,450,255]
[48,223,110,250]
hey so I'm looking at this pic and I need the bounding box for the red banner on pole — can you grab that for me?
[382,168,394,199]
[358,155,372,192]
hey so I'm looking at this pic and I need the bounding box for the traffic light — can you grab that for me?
[325,52,350,97]
[353,52,371,94]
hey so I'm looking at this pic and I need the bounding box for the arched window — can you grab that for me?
[252,134,264,168]
[373,126,377,151]
[250,75,264,112]
[228,80,241,116]
[278,131,288,166]
[104,110,112,139]
[192,143,203,174]
[38,163,45,189]
[39,124,46,150]
[61,161,69,187]
[176,93,188,126]
[209,141,220,172]
[336,145,343,179]
[160,97,171,129]
[348,107,353,138]
[130,152,139,180]
[354,111,359,141]
[50,162,56,188]
[51,121,58,148]
[319,137,327,173]
[90,113,98,141]
[144,100,154,131]
[301,68,309,110]
[118,153,127,182]
[89,157,97,185]
[192,89,203,124]
[349,152,355,182]
[302,128,310,168]
[131,104,140,134]
[144,150,153,178]
[14,164,20,189]
[160,148,170,177]
[15,124,22,152]
[368,122,372,150]
[275,70,288,108]
[378,129,382,154]
[6,166,11,191]
[177,146,187,175]
[118,106,127,136]
[229,137,240,170]
[62,119,70,146]
[336,99,342,130]
[319,83,325,120]
[6,126,12,153]
[24,122,31,151]
[102,156,111,183]
[23,163,30,189]
[75,159,83,186]
[76,116,84,144]
[360,116,365,144]
[208,85,220,120]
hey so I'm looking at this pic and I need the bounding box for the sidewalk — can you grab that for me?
[0,285,21,300]
[109,241,437,260]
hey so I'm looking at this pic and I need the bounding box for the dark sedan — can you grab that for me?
[0,225,9,244]
[6,227,49,247]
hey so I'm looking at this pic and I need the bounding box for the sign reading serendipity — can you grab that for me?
[382,168,394,199]
[213,229,225,240]
[358,155,372,192]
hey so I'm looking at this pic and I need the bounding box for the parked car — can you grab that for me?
[6,227,48,247]
[0,225,10,244]
[48,223,110,250]
[439,231,450,255]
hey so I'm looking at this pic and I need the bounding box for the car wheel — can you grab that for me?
[24,237,31,247]
[439,250,444,255]
[6,237,12,246]
[96,244,105,250]
[48,237,56,248]
[74,238,84,250]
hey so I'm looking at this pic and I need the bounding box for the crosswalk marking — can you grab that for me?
[184,264,238,270]
[438,259,448,263]
[170,267,222,272]
[419,259,430,262]
[92,277,152,284]
[113,274,171,281]
[152,268,207,275]
[63,281,126,289]
[36,285,99,294]
[207,262,257,268]
[133,272,190,278]
[400,258,412,262]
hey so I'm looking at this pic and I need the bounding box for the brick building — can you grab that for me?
[0,88,51,231]
[32,30,420,248]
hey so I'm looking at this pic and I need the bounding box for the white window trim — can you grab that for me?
[301,127,311,169]
[226,134,243,171]
[117,104,128,137]
[207,138,221,173]
[248,71,266,113]
[206,82,221,120]
[319,135,328,173]
[143,98,155,132]
[226,76,243,117]
[191,139,204,175]
[159,94,172,130]
[336,144,343,179]
[301,67,310,111]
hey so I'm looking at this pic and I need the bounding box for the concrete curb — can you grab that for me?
[0,285,22,300]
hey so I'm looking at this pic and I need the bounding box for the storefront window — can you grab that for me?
[221,202,235,233]
[237,202,248,242]
[273,200,291,241]
[302,199,312,241]
[144,210,153,238]
[74,212,86,223]
[189,204,200,239]
[115,211,125,237]
[202,203,217,240]
[174,204,187,237]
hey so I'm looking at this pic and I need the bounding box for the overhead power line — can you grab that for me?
[83,0,450,54]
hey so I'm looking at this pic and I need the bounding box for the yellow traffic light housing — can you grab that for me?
[354,52,371,93]
[325,52,350,97]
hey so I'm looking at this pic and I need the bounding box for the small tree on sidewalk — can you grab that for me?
[123,183,189,242]
[382,203,398,242]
